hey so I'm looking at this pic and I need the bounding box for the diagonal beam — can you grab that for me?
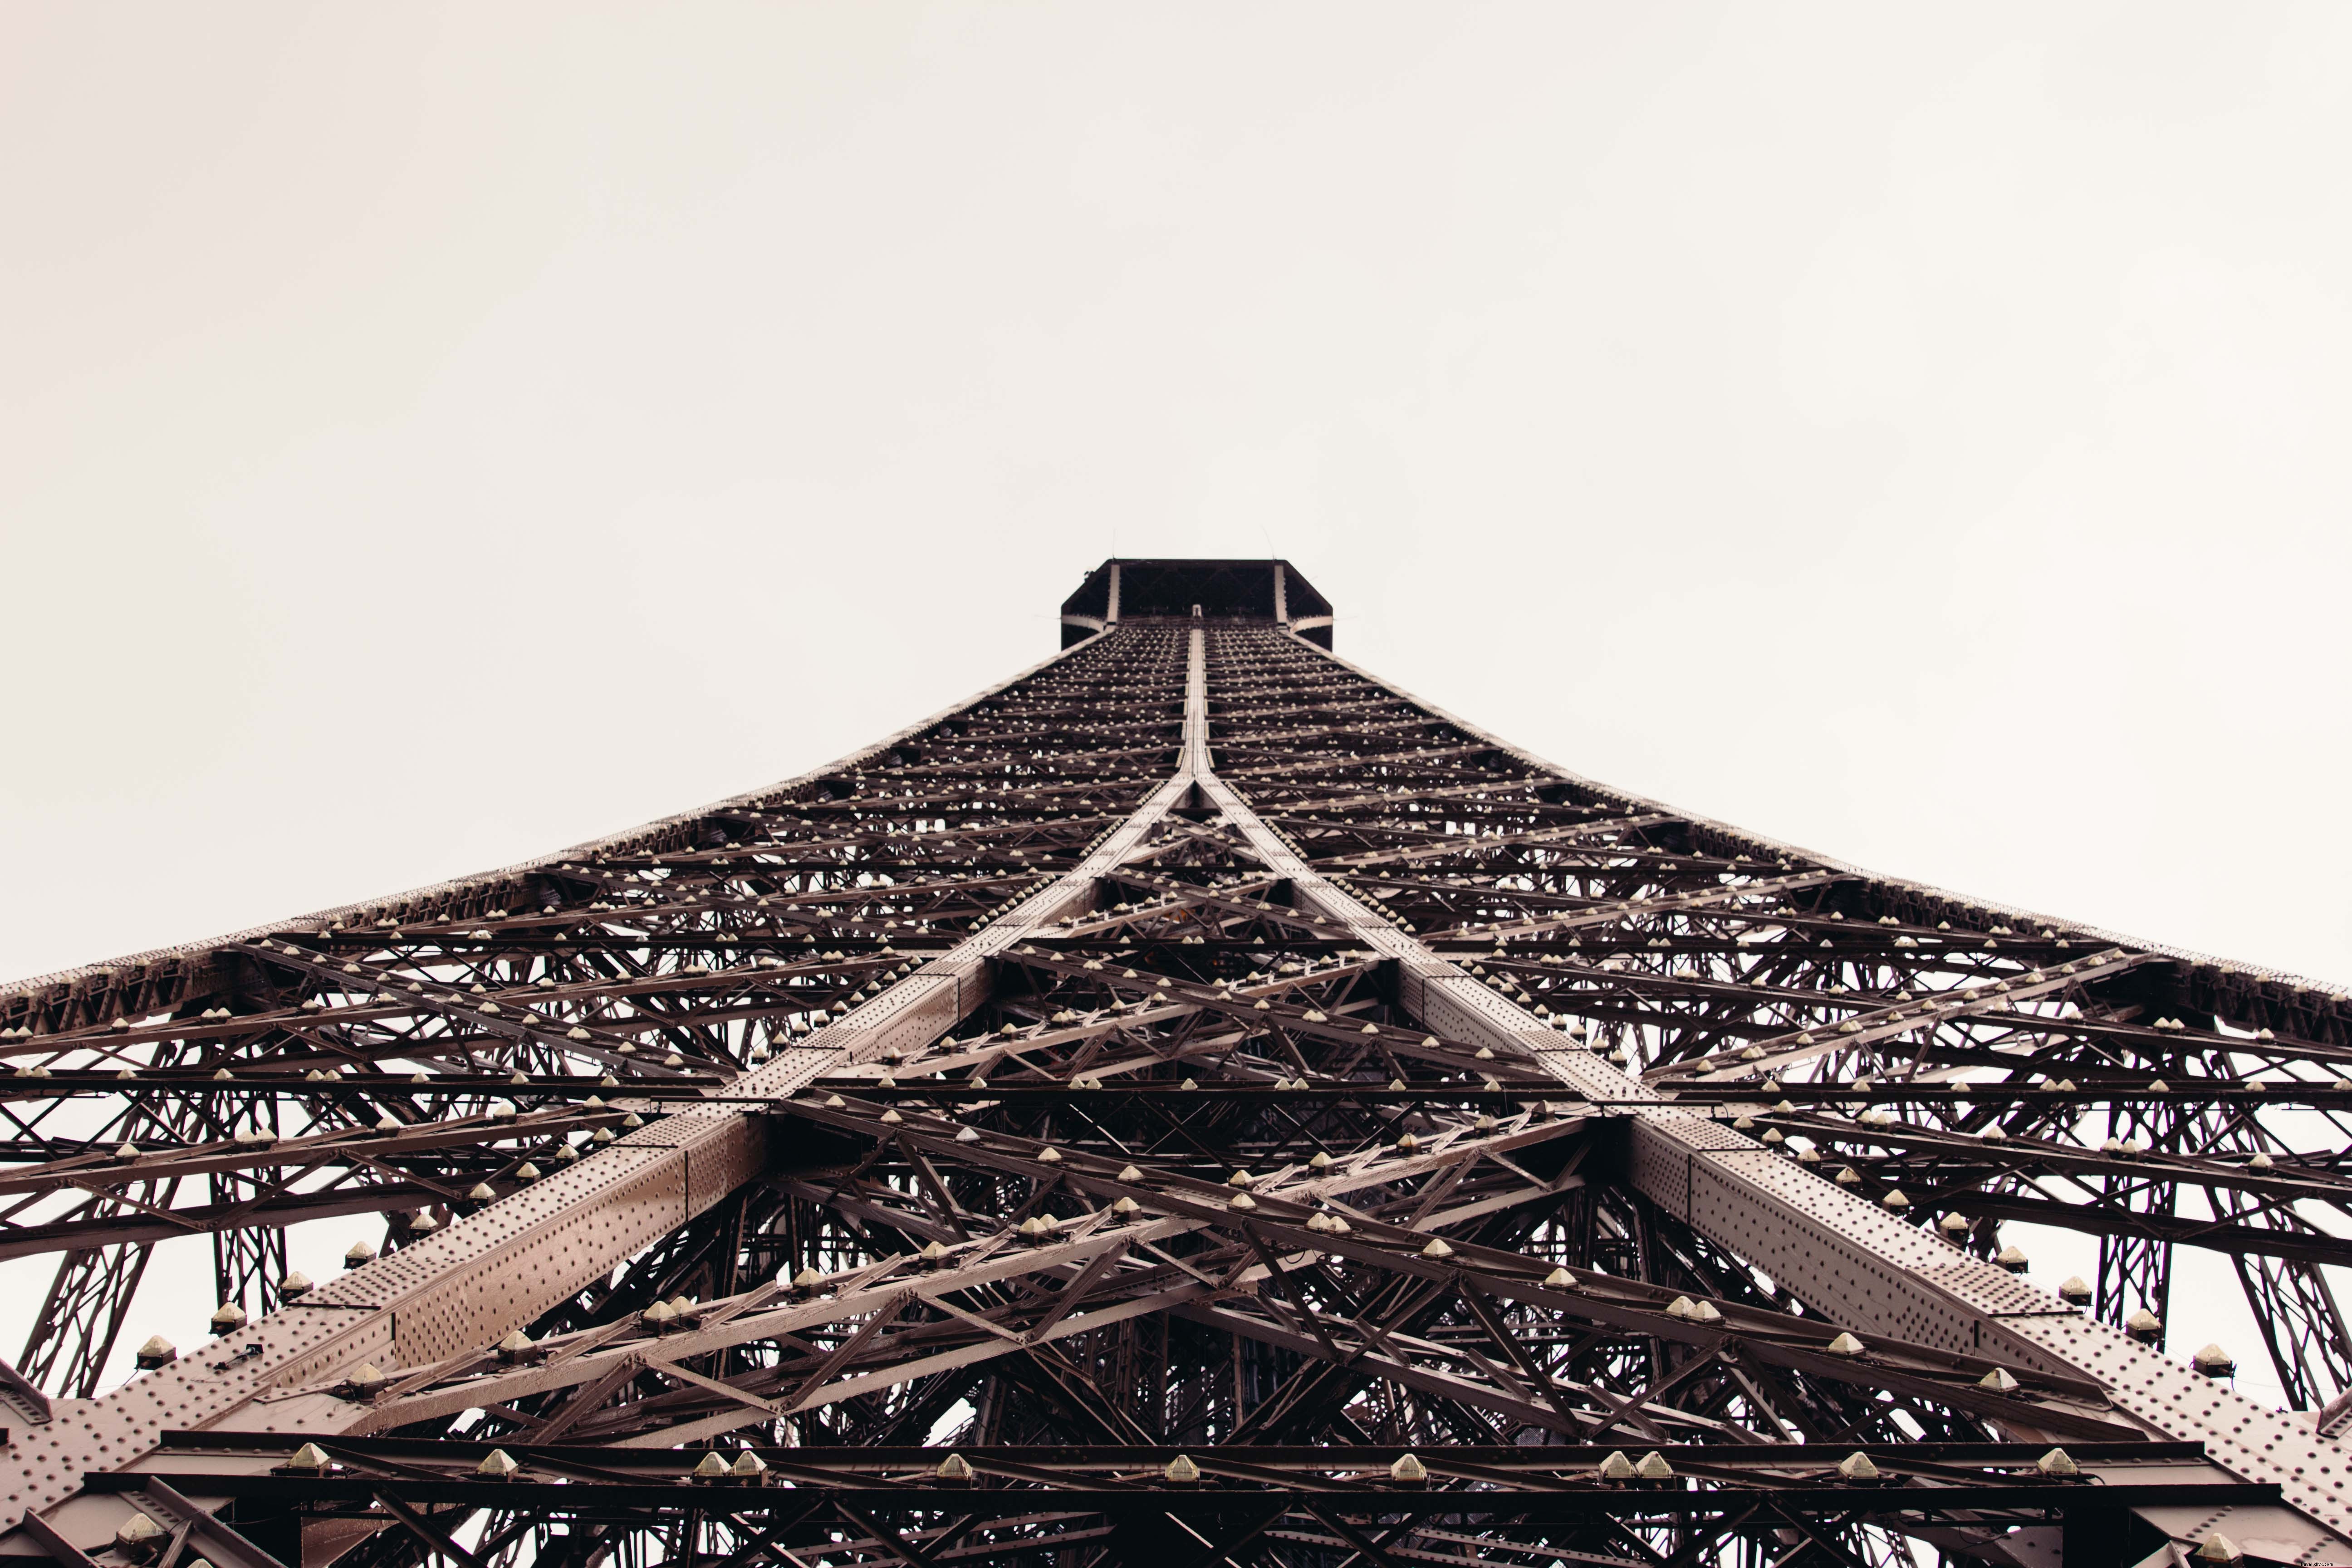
[0,629,1196,1539]
[1215,624,2352,1552]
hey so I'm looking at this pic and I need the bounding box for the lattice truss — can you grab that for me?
[3,600,2349,1568]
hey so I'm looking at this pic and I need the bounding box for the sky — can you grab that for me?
[1,2,2348,1404]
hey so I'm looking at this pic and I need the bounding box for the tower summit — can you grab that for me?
[0,560,2344,1568]
[1059,556,1333,646]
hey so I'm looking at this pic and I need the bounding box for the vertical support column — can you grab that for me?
[1185,627,1208,770]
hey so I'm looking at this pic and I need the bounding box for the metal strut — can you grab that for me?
[2,561,2347,1568]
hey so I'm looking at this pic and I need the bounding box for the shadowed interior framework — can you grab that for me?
[2,573,2349,1568]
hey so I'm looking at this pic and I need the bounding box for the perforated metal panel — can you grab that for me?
[2004,1313,2352,1547]
[1912,1258,2065,1318]
[392,1146,693,1363]
[828,973,969,1064]
[0,1303,391,1526]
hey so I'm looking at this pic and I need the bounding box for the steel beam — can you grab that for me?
[0,630,1193,1541]
[7,568,2352,1568]
[1190,625,2352,1560]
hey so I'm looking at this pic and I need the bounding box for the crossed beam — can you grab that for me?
[278,1093,2131,1457]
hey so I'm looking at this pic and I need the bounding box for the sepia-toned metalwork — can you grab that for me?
[1,559,2347,1568]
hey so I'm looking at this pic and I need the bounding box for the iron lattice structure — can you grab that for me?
[2,559,2350,1568]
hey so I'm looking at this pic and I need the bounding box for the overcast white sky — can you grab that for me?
[2,4,2348,1397]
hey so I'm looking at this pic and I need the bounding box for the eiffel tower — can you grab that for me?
[3,558,2347,1568]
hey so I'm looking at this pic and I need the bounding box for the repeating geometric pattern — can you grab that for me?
[3,562,2346,1568]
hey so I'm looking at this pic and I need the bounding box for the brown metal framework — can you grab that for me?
[2,559,2348,1568]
